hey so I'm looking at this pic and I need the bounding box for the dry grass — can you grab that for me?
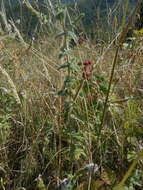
[0,1,143,190]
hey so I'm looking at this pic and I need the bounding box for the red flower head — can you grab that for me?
[82,60,93,80]
[83,61,92,66]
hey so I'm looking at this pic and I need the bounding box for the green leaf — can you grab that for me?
[69,63,81,72]
[93,74,104,81]
[74,148,86,160]
[55,10,65,21]
[67,31,78,42]
[57,89,71,96]
[99,83,108,94]
[58,63,69,70]
[133,29,143,36]
[73,13,85,25]
[55,32,66,39]
[58,62,80,72]
[70,114,84,124]
[64,76,75,88]
[59,49,71,58]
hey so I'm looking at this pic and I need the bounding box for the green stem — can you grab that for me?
[73,80,85,102]
[113,150,143,190]
[99,0,142,135]
[99,46,119,133]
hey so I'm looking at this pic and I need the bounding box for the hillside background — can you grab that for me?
[5,0,138,41]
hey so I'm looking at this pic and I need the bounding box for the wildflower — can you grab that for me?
[83,60,92,66]
[82,60,93,80]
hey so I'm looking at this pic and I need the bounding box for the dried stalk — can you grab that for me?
[0,64,21,105]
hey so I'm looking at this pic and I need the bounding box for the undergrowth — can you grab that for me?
[0,0,143,190]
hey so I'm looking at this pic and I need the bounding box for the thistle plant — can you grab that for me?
[0,0,143,189]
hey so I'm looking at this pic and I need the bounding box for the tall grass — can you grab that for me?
[0,0,143,190]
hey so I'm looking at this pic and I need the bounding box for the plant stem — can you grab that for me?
[99,0,142,135]
[73,79,85,102]
[99,46,119,133]
[113,150,143,190]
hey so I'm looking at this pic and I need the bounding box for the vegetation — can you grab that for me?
[0,0,143,190]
